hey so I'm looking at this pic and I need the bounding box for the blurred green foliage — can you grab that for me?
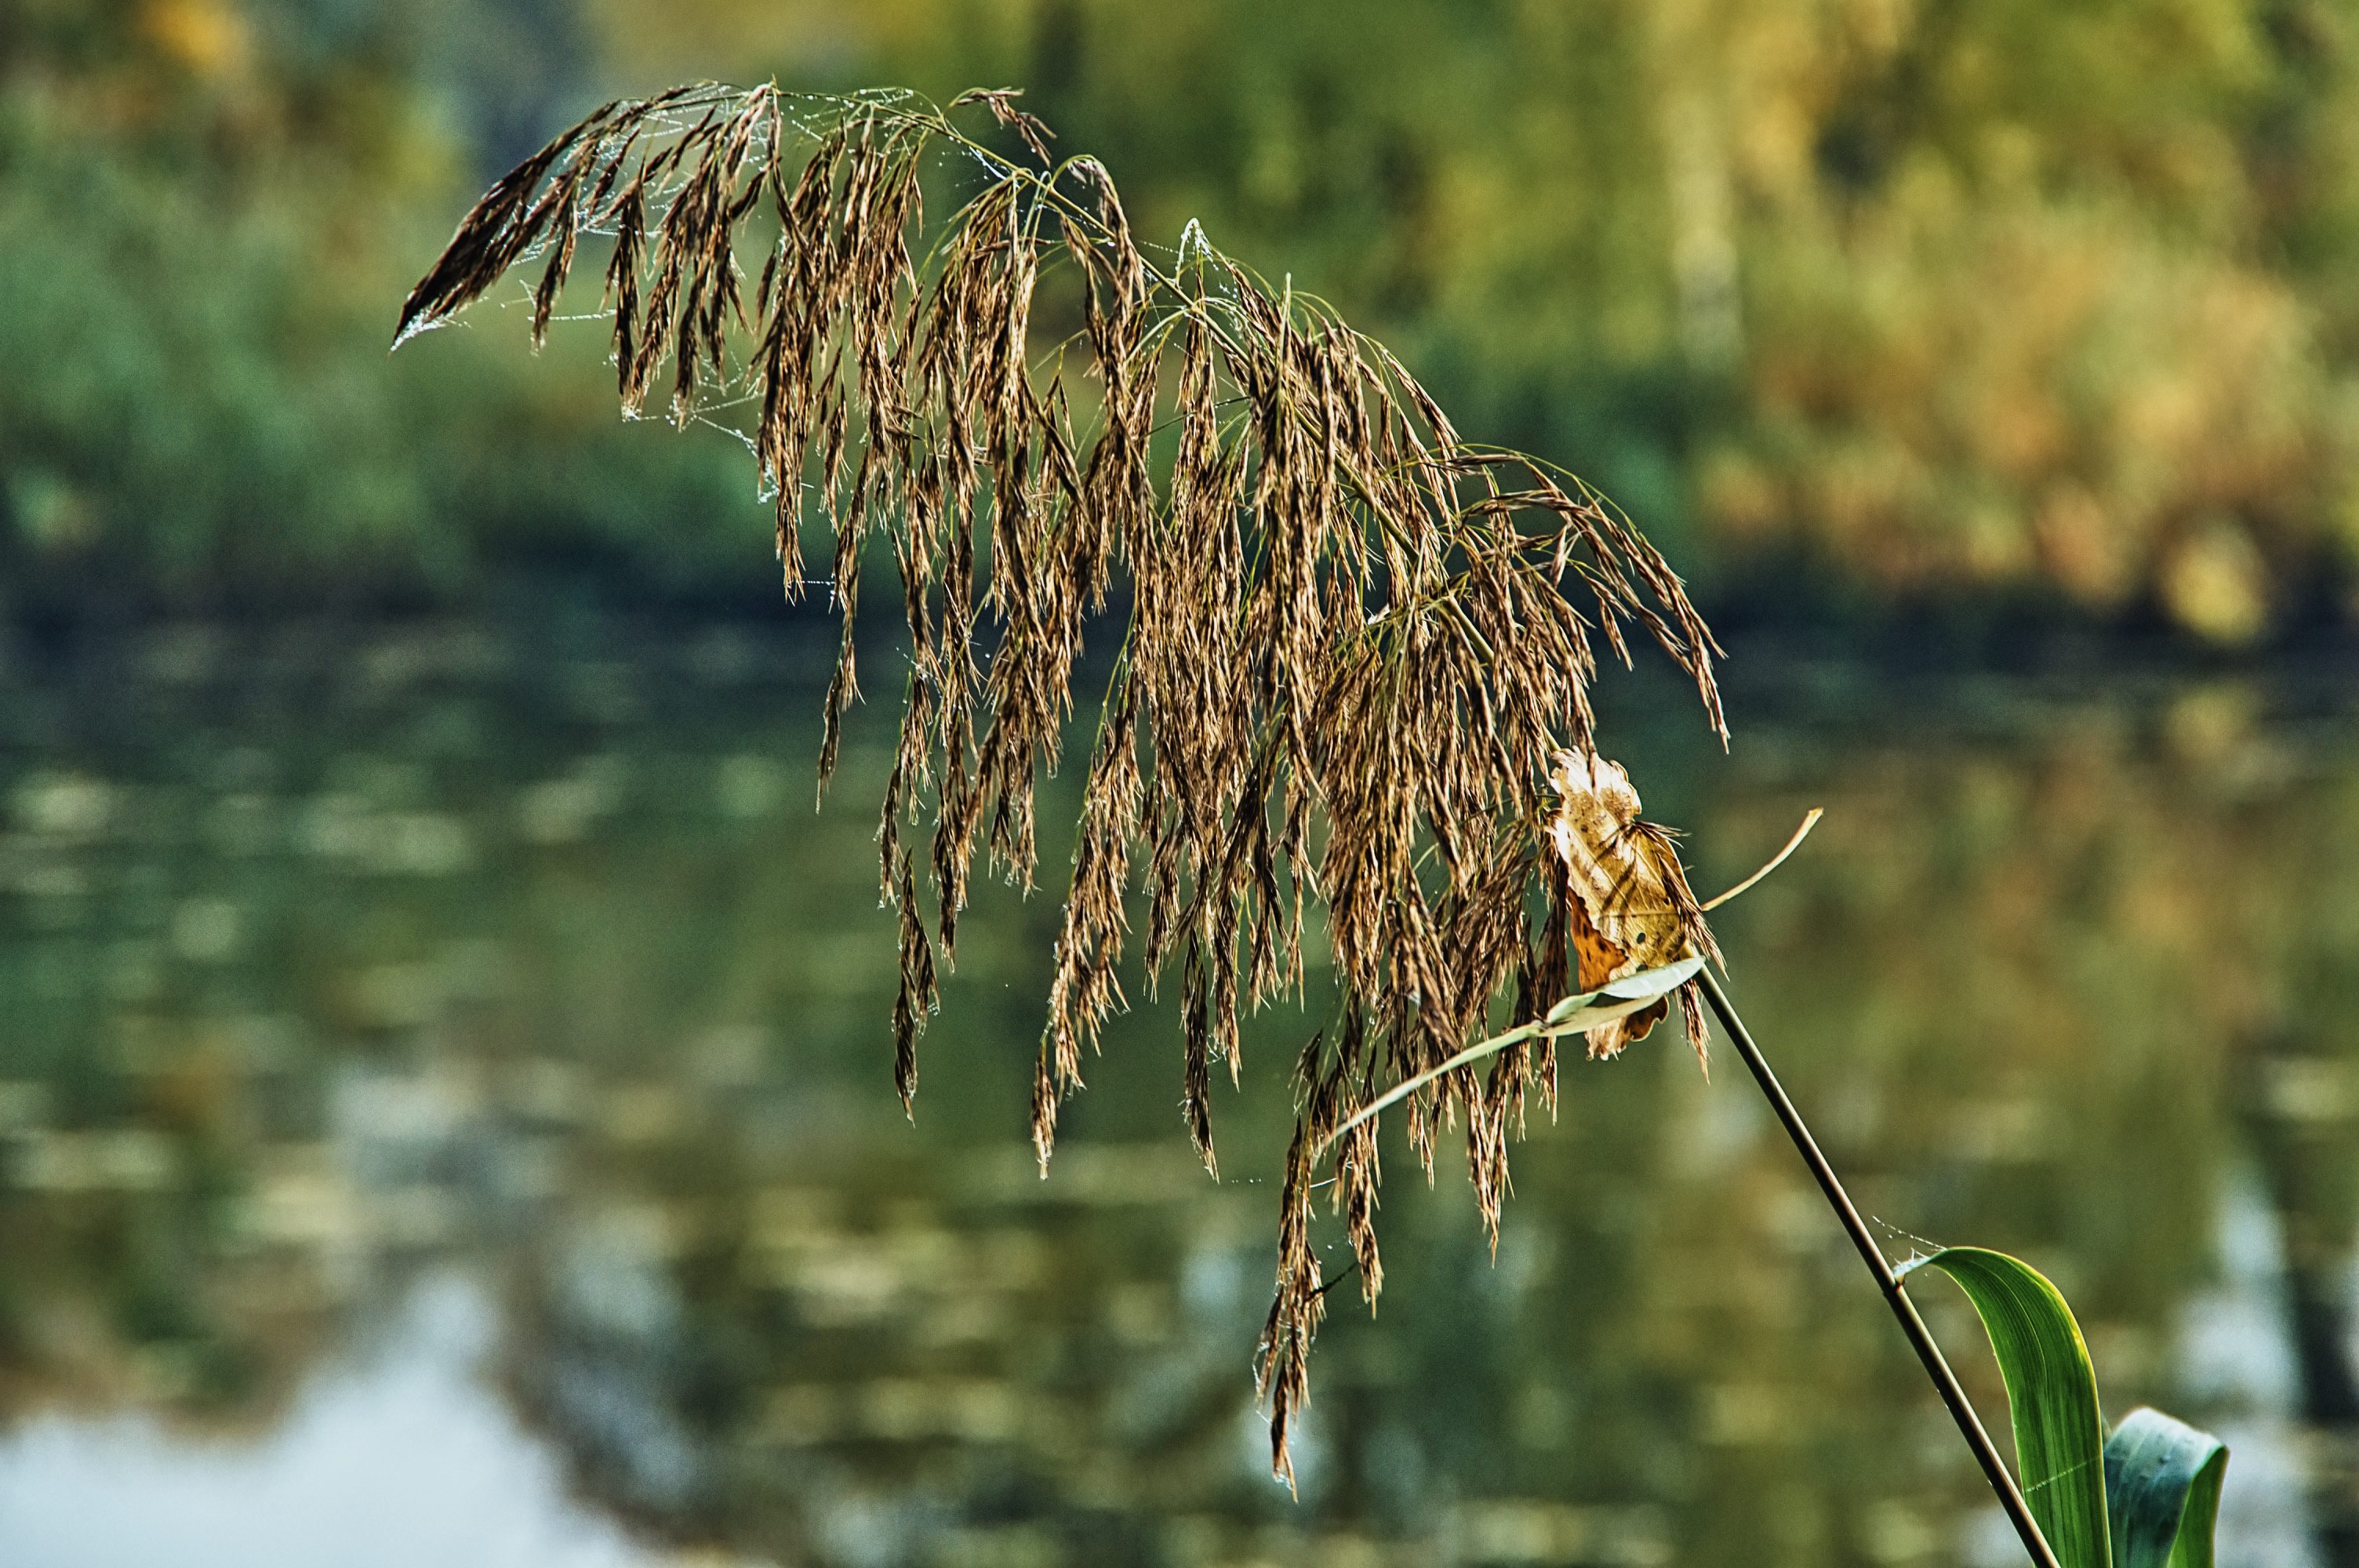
[0,0,764,604]
[9,0,2359,633]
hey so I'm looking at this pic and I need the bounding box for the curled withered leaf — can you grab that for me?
[1546,750,1721,1064]
[394,82,1728,1486]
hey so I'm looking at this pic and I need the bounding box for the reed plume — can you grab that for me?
[396,82,1726,1483]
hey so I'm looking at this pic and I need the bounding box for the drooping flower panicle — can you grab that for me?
[396,82,1726,1481]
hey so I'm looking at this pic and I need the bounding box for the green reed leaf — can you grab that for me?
[2105,1407,2226,1568]
[1899,1247,2112,1568]
[1321,956,1707,1152]
[1596,954,1704,1000]
[1543,987,1606,1025]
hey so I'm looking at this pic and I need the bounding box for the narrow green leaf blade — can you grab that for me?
[1901,1247,2113,1568]
[1320,957,1707,1152]
[1543,987,1606,1025]
[1596,954,1705,1001]
[2104,1407,2226,1568]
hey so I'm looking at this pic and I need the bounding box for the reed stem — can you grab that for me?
[1695,968,2063,1568]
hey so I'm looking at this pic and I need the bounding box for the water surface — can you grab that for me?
[0,620,2352,1567]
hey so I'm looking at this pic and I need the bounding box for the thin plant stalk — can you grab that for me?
[1695,968,2064,1568]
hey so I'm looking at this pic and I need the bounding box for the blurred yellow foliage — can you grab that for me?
[551,0,2359,637]
[136,0,247,79]
[11,0,2359,635]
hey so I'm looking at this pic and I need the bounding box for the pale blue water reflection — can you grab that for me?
[0,1276,671,1568]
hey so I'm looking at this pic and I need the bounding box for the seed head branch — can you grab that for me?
[397,83,1728,1483]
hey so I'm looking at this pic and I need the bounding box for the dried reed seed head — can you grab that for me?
[397,82,1727,1484]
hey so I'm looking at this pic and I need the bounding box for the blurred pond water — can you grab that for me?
[0,618,2353,1568]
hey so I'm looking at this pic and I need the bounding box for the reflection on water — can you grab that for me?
[0,619,2354,1567]
[0,1275,672,1568]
